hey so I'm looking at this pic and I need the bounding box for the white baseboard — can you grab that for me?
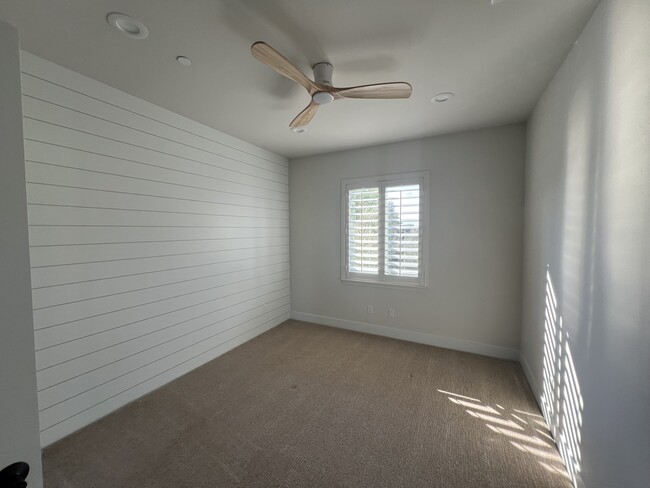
[519,353,541,401]
[291,311,519,360]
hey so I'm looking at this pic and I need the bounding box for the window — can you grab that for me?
[341,172,429,287]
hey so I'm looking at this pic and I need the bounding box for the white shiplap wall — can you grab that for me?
[20,53,290,446]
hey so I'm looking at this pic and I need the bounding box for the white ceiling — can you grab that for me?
[0,0,599,158]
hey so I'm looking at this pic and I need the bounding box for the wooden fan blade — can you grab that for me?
[251,41,317,94]
[333,82,412,99]
[290,101,319,128]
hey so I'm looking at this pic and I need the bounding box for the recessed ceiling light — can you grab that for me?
[290,127,306,134]
[106,13,148,39]
[176,56,192,66]
[432,92,455,103]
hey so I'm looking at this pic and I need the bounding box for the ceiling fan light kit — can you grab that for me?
[251,41,412,129]
[312,91,335,105]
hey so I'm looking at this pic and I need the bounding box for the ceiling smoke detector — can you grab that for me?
[107,13,149,39]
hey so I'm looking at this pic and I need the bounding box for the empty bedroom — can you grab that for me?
[0,1,648,487]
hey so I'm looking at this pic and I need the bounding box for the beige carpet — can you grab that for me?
[43,320,571,487]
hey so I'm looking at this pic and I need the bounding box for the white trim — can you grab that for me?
[341,277,428,291]
[519,353,541,403]
[291,311,519,360]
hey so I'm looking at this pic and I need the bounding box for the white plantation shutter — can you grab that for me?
[343,172,428,287]
[347,187,379,274]
[384,184,421,279]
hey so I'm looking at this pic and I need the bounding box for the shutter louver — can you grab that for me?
[384,184,421,278]
[347,187,379,275]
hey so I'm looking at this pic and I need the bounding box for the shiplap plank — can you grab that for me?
[27,185,289,217]
[31,247,288,289]
[20,74,288,174]
[24,165,286,210]
[34,273,289,352]
[24,139,289,207]
[39,311,290,446]
[30,236,289,267]
[21,74,287,174]
[33,272,289,331]
[38,308,290,431]
[37,294,290,397]
[21,117,288,193]
[27,224,288,247]
[21,103,288,188]
[32,257,289,309]
[36,282,290,370]
[23,137,287,200]
[27,205,288,229]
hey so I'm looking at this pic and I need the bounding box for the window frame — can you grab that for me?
[340,171,429,289]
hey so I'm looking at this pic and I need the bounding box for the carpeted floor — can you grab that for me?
[43,320,571,487]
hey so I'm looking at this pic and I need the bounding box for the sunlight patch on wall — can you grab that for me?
[541,268,585,487]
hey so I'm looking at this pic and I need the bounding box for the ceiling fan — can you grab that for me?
[251,41,412,129]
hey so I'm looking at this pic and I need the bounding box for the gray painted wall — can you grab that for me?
[520,1,650,487]
[291,124,526,359]
[0,20,43,488]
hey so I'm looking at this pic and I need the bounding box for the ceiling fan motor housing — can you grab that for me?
[313,62,333,86]
[312,62,335,105]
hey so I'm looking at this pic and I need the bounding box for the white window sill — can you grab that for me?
[341,277,428,291]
